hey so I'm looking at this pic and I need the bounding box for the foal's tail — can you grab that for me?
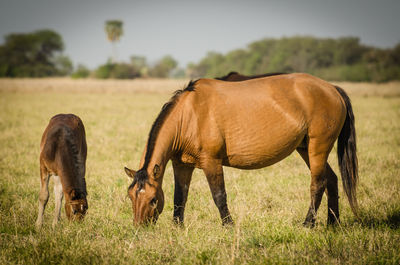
[335,86,359,218]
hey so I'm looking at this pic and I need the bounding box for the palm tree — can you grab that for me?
[104,20,123,63]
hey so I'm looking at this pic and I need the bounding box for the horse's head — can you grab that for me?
[125,165,164,225]
[65,189,88,221]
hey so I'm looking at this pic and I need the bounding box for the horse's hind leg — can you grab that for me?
[36,165,50,228]
[172,161,194,224]
[202,159,233,225]
[298,138,331,227]
[297,147,340,225]
[52,175,64,227]
[325,164,340,224]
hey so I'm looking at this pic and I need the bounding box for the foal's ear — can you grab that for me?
[124,167,136,178]
[153,164,161,179]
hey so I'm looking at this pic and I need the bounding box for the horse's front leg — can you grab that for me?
[52,175,64,227]
[172,160,194,224]
[36,165,50,229]
[202,159,233,225]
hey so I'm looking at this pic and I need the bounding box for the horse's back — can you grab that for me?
[194,73,345,125]
[186,74,346,169]
[46,114,85,134]
[40,114,86,172]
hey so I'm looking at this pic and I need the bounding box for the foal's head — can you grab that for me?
[125,166,164,225]
[65,190,88,221]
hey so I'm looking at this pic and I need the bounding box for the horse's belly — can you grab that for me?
[224,148,294,169]
[223,131,305,169]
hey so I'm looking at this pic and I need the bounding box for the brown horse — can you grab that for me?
[36,114,88,228]
[125,73,358,227]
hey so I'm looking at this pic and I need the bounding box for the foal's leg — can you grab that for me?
[52,175,64,227]
[36,166,50,228]
[298,140,330,227]
[202,159,233,225]
[172,161,194,224]
[297,147,340,225]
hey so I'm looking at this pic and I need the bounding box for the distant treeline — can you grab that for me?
[0,30,73,77]
[1,30,399,82]
[188,36,400,82]
[0,29,184,79]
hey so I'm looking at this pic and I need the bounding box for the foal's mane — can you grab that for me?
[128,80,197,191]
[63,126,87,198]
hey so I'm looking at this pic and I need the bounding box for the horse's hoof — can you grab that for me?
[222,217,234,226]
[172,218,185,227]
[327,218,340,226]
[35,223,42,230]
[303,221,315,228]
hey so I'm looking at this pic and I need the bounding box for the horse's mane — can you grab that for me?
[215,71,240,80]
[128,80,197,191]
[216,71,287,81]
[62,126,87,198]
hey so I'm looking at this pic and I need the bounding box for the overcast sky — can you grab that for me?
[0,0,399,69]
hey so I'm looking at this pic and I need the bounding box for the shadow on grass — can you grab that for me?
[357,207,400,229]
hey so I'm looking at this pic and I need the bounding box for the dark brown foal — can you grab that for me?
[36,114,88,228]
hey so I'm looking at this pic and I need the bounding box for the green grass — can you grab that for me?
[0,79,400,264]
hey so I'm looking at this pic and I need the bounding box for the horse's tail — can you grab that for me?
[335,86,359,217]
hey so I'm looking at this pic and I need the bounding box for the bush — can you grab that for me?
[71,64,90,79]
[94,62,139,79]
[311,64,370,82]
[149,55,178,78]
[112,63,138,79]
[94,63,113,79]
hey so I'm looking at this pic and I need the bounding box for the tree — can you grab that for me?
[149,55,178,78]
[130,55,148,77]
[0,29,67,77]
[54,55,73,76]
[104,20,123,63]
[188,51,225,78]
[186,36,400,82]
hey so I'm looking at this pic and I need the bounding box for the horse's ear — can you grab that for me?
[124,167,136,178]
[153,164,161,179]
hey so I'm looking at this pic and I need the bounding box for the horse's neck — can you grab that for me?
[59,128,84,182]
[145,114,179,175]
[59,150,86,196]
[60,170,86,197]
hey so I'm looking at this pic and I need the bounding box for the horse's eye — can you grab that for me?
[150,197,157,205]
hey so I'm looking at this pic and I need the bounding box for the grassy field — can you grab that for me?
[0,78,399,264]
